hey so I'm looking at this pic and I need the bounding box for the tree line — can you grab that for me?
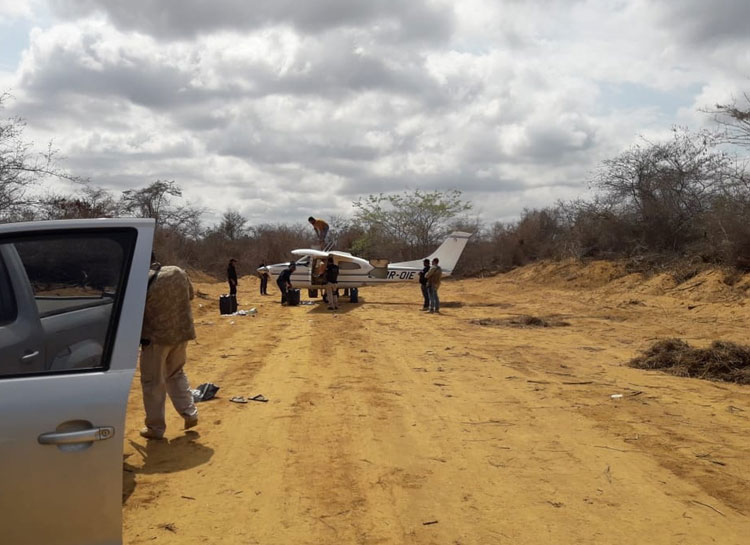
[2,91,750,278]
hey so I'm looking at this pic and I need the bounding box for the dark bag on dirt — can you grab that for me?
[286,289,300,306]
[192,382,219,402]
[219,294,237,314]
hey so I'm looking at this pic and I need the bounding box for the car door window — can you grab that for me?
[0,229,137,377]
[0,255,17,325]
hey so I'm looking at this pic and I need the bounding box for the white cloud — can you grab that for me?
[48,0,455,41]
[0,0,34,21]
[3,0,749,227]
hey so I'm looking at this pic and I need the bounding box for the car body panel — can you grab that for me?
[0,218,154,545]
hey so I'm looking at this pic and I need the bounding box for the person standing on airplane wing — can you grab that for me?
[308,216,329,248]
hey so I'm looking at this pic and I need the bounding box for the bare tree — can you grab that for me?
[120,180,181,225]
[0,92,80,221]
[119,180,204,237]
[706,92,750,148]
[212,209,249,241]
[38,182,118,220]
[592,128,735,251]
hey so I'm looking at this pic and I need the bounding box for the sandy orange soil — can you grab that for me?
[122,261,750,544]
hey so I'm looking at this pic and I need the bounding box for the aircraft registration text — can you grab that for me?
[387,271,416,280]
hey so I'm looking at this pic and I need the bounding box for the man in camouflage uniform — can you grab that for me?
[138,257,199,439]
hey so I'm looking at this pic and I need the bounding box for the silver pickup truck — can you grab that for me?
[0,219,154,545]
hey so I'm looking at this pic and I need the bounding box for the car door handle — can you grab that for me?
[21,350,40,362]
[38,426,115,445]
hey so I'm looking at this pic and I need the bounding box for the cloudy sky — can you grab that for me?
[1,0,749,226]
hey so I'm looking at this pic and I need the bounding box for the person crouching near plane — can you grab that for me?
[308,216,329,248]
[425,257,442,314]
[139,256,199,439]
[419,258,431,311]
[277,262,296,305]
[324,256,340,310]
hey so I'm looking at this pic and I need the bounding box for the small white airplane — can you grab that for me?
[259,231,472,300]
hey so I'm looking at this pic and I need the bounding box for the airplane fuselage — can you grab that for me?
[259,231,471,293]
[264,256,435,290]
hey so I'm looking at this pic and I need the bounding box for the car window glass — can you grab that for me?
[0,230,136,377]
[0,254,18,325]
[15,237,125,316]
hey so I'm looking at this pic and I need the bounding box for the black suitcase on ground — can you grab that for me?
[286,289,300,306]
[219,294,237,314]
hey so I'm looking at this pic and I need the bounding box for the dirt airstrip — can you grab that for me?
[122,261,750,545]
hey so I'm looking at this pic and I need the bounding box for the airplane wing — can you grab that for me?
[291,249,329,258]
[328,251,359,261]
[330,251,371,268]
[290,249,369,267]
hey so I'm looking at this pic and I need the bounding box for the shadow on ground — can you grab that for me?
[123,431,214,504]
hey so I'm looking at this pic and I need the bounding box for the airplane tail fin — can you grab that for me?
[392,231,472,276]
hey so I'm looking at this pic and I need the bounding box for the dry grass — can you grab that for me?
[471,315,570,328]
[629,338,750,384]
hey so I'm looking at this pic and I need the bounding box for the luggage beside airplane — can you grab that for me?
[286,289,300,306]
[219,294,237,314]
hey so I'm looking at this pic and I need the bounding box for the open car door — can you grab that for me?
[0,219,154,545]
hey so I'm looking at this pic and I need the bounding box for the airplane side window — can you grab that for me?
[338,262,361,270]
[0,256,18,326]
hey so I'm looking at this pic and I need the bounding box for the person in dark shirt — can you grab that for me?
[258,262,269,295]
[227,258,238,296]
[425,258,442,314]
[324,256,340,310]
[418,258,431,311]
[277,263,296,305]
